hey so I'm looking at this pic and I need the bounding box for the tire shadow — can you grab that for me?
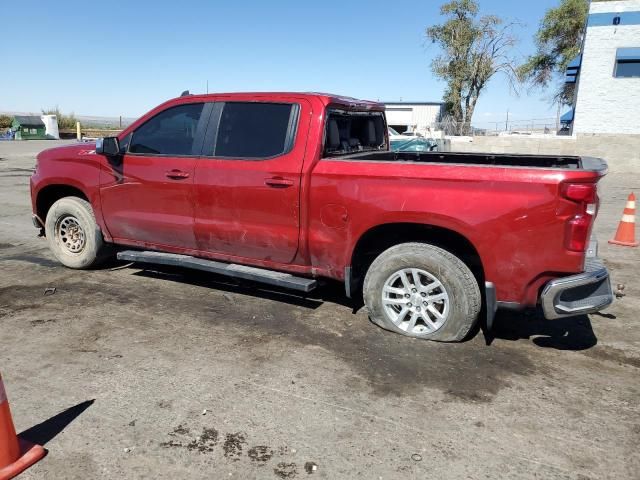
[483,308,598,351]
[103,259,598,351]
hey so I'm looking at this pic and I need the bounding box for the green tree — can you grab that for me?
[518,0,589,105]
[41,106,78,130]
[426,0,520,135]
[0,115,12,129]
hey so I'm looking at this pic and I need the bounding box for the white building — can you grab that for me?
[571,0,640,134]
[382,102,443,135]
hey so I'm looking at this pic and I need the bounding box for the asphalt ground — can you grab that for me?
[1,140,638,479]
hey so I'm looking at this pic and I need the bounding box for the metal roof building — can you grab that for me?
[12,116,46,140]
[382,102,444,135]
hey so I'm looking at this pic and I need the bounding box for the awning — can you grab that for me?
[566,55,582,70]
[616,48,640,61]
[560,109,574,123]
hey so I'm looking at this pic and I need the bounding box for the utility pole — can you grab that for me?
[206,80,209,94]
[505,109,509,132]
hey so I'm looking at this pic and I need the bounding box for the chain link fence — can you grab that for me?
[427,116,562,136]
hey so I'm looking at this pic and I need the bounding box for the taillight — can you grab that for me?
[565,215,591,251]
[561,182,598,252]
[561,183,597,203]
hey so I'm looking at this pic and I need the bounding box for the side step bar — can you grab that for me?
[117,250,317,293]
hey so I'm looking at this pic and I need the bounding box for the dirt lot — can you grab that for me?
[1,140,639,479]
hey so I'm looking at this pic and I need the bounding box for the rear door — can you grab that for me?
[100,102,210,249]
[193,99,311,263]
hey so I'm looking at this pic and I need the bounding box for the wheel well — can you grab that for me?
[36,185,89,222]
[349,223,484,297]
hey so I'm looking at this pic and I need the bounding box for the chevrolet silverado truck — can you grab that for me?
[30,92,614,342]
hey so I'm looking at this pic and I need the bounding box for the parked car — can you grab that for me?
[390,137,437,152]
[388,126,403,138]
[388,128,437,151]
[388,127,420,140]
[30,92,613,342]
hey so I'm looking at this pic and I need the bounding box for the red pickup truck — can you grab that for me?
[30,92,613,342]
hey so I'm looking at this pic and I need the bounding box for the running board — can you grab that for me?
[117,250,317,293]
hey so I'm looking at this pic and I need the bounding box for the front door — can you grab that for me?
[193,99,311,264]
[100,102,209,250]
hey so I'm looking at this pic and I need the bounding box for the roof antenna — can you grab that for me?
[180,90,190,97]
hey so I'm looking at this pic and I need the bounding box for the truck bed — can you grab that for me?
[342,151,607,171]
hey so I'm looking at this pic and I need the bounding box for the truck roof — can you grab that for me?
[169,92,384,110]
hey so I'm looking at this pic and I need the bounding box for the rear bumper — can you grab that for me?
[540,257,613,319]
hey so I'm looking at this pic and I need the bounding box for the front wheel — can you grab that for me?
[44,196,111,269]
[363,242,481,342]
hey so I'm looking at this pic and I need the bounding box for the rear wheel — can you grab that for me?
[45,196,110,269]
[363,242,481,342]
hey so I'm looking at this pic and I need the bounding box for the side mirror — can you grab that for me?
[96,136,120,156]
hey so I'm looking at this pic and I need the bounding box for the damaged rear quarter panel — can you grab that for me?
[307,160,597,304]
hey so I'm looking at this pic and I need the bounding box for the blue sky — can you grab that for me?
[1,0,564,125]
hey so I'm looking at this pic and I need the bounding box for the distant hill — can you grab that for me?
[0,111,137,129]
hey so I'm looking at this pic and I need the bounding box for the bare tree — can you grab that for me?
[427,0,520,135]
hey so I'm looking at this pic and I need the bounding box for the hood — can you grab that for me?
[37,141,98,161]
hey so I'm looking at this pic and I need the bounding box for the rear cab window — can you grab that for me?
[323,109,387,157]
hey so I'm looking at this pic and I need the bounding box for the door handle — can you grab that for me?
[165,169,190,180]
[264,177,294,188]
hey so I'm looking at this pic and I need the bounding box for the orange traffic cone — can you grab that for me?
[0,373,46,480]
[609,193,639,247]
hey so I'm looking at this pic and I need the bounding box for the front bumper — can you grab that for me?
[32,214,44,229]
[541,257,613,320]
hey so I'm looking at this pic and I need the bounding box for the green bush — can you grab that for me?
[0,114,12,129]
[41,106,78,130]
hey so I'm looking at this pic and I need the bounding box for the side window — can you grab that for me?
[129,103,204,155]
[118,132,132,154]
[215,102,296,158]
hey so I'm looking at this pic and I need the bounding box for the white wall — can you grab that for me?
[590,0,640,14]
[573,0,640,134]
[384,104,442,132]
[448,133,640,173]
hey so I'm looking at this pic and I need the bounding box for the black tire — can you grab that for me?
[44,196,110,269]
[363,242,481,342]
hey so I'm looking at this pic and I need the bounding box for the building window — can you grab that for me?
[614,48,640,78]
